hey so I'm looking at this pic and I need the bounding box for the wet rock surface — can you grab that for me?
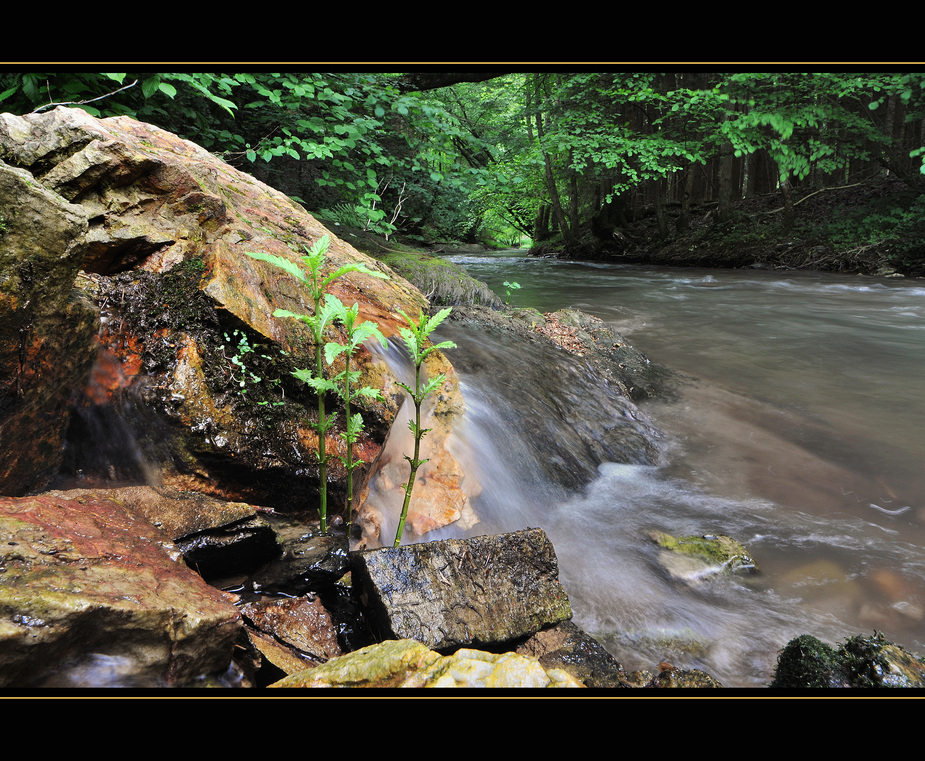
[44,485,279,581]
[351,528,572,651]
[0,492,241,687]
[771,631,925,689]
[438,305,668,490]
[0,161,97,496]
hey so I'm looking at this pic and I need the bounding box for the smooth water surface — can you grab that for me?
[438,250,925,687]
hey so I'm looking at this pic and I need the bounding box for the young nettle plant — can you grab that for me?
[503,280,521,304]
[392,307,457,548]
[245,235,388,533]
[323,296,388,534]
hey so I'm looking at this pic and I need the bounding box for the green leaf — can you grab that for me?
[246,250,309,285]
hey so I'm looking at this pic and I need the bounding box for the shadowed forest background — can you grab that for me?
[3,70,923,275]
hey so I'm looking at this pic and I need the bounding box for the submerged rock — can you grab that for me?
[351,528,572,651]
[269,638,583,688]
[649,530,757,585]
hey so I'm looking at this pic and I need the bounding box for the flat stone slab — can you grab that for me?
[351,528,572,651]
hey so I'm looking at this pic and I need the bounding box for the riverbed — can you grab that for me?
[433,250,925,688]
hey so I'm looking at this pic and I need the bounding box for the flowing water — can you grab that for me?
[424,250,925,687]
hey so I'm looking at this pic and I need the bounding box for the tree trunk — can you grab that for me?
[676,167,695,232]
[780,177,795,234]
[717,139,735,222]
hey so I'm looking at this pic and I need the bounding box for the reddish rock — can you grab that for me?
[0,492,242,687]
[1,107,433,520]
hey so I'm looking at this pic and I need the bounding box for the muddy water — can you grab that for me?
[436,251,925,687]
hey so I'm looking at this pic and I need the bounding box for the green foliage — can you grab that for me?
[392,307,457,547]
[222,328,285,406]
[800,191,925,263]
[502,280,521,304]
[5,69,922,255]
[245,235,388,533]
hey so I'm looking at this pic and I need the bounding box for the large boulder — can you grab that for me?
[0,160,97,495]
[0,107,435,520]
[0,492,242,686]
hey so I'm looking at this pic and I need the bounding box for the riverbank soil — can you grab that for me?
[533,178,925,278]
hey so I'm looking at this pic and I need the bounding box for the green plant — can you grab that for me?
[503,280,521,304]
[392,307,457,547]
[222,329,287,407]
[323,296,388,534]
[245,235,388,533]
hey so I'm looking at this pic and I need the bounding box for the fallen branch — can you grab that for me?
[31,79,138,114]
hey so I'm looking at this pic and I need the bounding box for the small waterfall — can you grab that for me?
[361,312,664,548]
[55,344,163,489]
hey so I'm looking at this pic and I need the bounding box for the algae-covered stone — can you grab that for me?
[268,638,584,688]
[838,631,925,688]
[770,634,849,688]
[771,631,925,688]
[649,530,757,584]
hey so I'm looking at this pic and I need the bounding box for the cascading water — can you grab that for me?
[366,249,925,688]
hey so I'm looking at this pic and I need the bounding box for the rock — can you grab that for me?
[0,106,433,519]
[771,631,925,689]
[0,492,241,687]
[241,594,341,664]
[43,485,278,580]
[351,529,572,651]
[535,308,673,402]
[268,638,583,688]
[437,305,665,490]
[244,628,312,681]
[649,530,757,584]
[0,160,97,495]
[357,345,478,548]
[368,248,503,308]
[246,516,349,595]
[646,665,724,688]
[516,620,628,688]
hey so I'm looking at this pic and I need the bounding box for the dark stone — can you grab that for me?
[439,306,666,489]
[351,528,572,651]
[516,620,629,688]
[247,518,351,595]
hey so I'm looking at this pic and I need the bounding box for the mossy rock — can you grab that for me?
[771,631,925,688]
[649,530,757,584]
[371,248,503,308]
[770,634,849,688]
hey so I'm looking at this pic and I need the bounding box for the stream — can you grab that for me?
[428,250,925,688]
